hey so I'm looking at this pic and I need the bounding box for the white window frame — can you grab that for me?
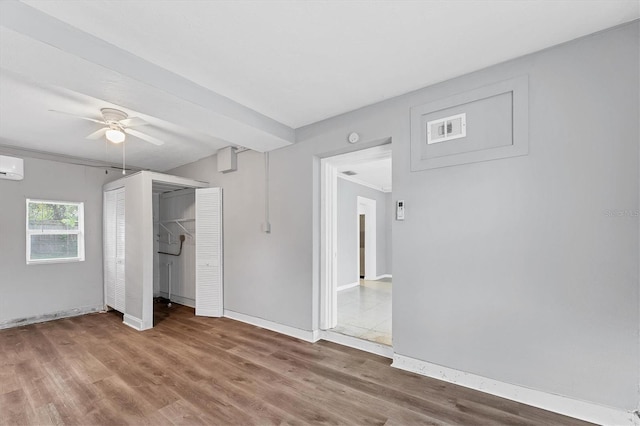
[26,199,85,265]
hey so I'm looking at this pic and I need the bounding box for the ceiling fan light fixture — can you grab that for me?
[106,128,125,144]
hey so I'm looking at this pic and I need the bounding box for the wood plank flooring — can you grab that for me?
[0,303,591,425]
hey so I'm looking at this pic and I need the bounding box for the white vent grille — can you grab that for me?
[427,113,466,144]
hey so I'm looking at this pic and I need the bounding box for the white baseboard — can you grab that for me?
[392,354,638,426]
[0,305,103,330]
[311,329,320,342]
[220,311,394,359]
[223,310,319,343]
[123,314,144,331]
[374,274,392,280]
[319,330,393,359]
[337,281,360,291]
[158,291,195,308]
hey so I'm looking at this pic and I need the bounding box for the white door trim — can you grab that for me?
[319,143,391,331]
[320,158,338,330]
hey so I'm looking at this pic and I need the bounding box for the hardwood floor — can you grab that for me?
[0,303,591,425]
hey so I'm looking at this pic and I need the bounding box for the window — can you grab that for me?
[26,199,85,264]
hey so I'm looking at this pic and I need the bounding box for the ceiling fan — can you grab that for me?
[50,107,165,146]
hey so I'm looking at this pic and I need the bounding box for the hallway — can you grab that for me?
[333,278,392,345]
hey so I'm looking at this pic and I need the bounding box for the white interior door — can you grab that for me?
[195,187,223,317]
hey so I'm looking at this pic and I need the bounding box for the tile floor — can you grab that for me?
[332,278,392,346]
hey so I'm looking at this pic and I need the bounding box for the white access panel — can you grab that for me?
[195,187,223,317]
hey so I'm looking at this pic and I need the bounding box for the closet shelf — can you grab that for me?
[155,218,195,239]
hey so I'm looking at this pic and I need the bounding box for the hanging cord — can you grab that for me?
[104,136,110,174]
[122,139,126,175]
[158,234,185,256]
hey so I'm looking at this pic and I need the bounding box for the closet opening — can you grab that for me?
[153,187,196,325]
[152,181,223,327]
[103,171,222,331]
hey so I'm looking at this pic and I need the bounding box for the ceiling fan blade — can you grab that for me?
[86,127,108,140]
[124,128,165,146]
[120,117,148,127]
[49,109,104,124]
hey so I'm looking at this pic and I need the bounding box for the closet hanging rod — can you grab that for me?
[157,217,195,224]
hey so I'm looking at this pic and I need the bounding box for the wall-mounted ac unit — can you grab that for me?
[0,155,24,180]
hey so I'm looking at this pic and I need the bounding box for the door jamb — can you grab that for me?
[320,158,338,329]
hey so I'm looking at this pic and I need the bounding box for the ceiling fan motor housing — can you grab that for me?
[101,108,128,124]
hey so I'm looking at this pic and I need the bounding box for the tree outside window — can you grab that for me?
[26,199,85,264]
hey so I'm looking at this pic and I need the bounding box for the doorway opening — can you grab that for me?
[357,196,377,280]
[320,143,392,349]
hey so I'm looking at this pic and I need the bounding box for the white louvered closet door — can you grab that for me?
[195,187,223,317]
[114,188,126,312]
[104,187,125,313]
[104,190,117,308]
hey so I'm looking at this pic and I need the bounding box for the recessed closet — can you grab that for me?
[103,171,223,330]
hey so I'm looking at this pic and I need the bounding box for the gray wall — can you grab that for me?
[170,151,314,329]
[337,177,391,286]
[0,156,112,324]
[171,22,639,410]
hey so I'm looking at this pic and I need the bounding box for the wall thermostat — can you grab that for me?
[396,200,405,220]
[348,132,360,144]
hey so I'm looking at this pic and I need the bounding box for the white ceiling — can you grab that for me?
[332,144,392,193]
[1,1,638,171]
[339,157,393,193]
[0,69,230,171]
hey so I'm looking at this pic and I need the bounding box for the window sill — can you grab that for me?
[26,257,85,265]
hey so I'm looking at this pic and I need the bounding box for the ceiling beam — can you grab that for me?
[0,0,295,152]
